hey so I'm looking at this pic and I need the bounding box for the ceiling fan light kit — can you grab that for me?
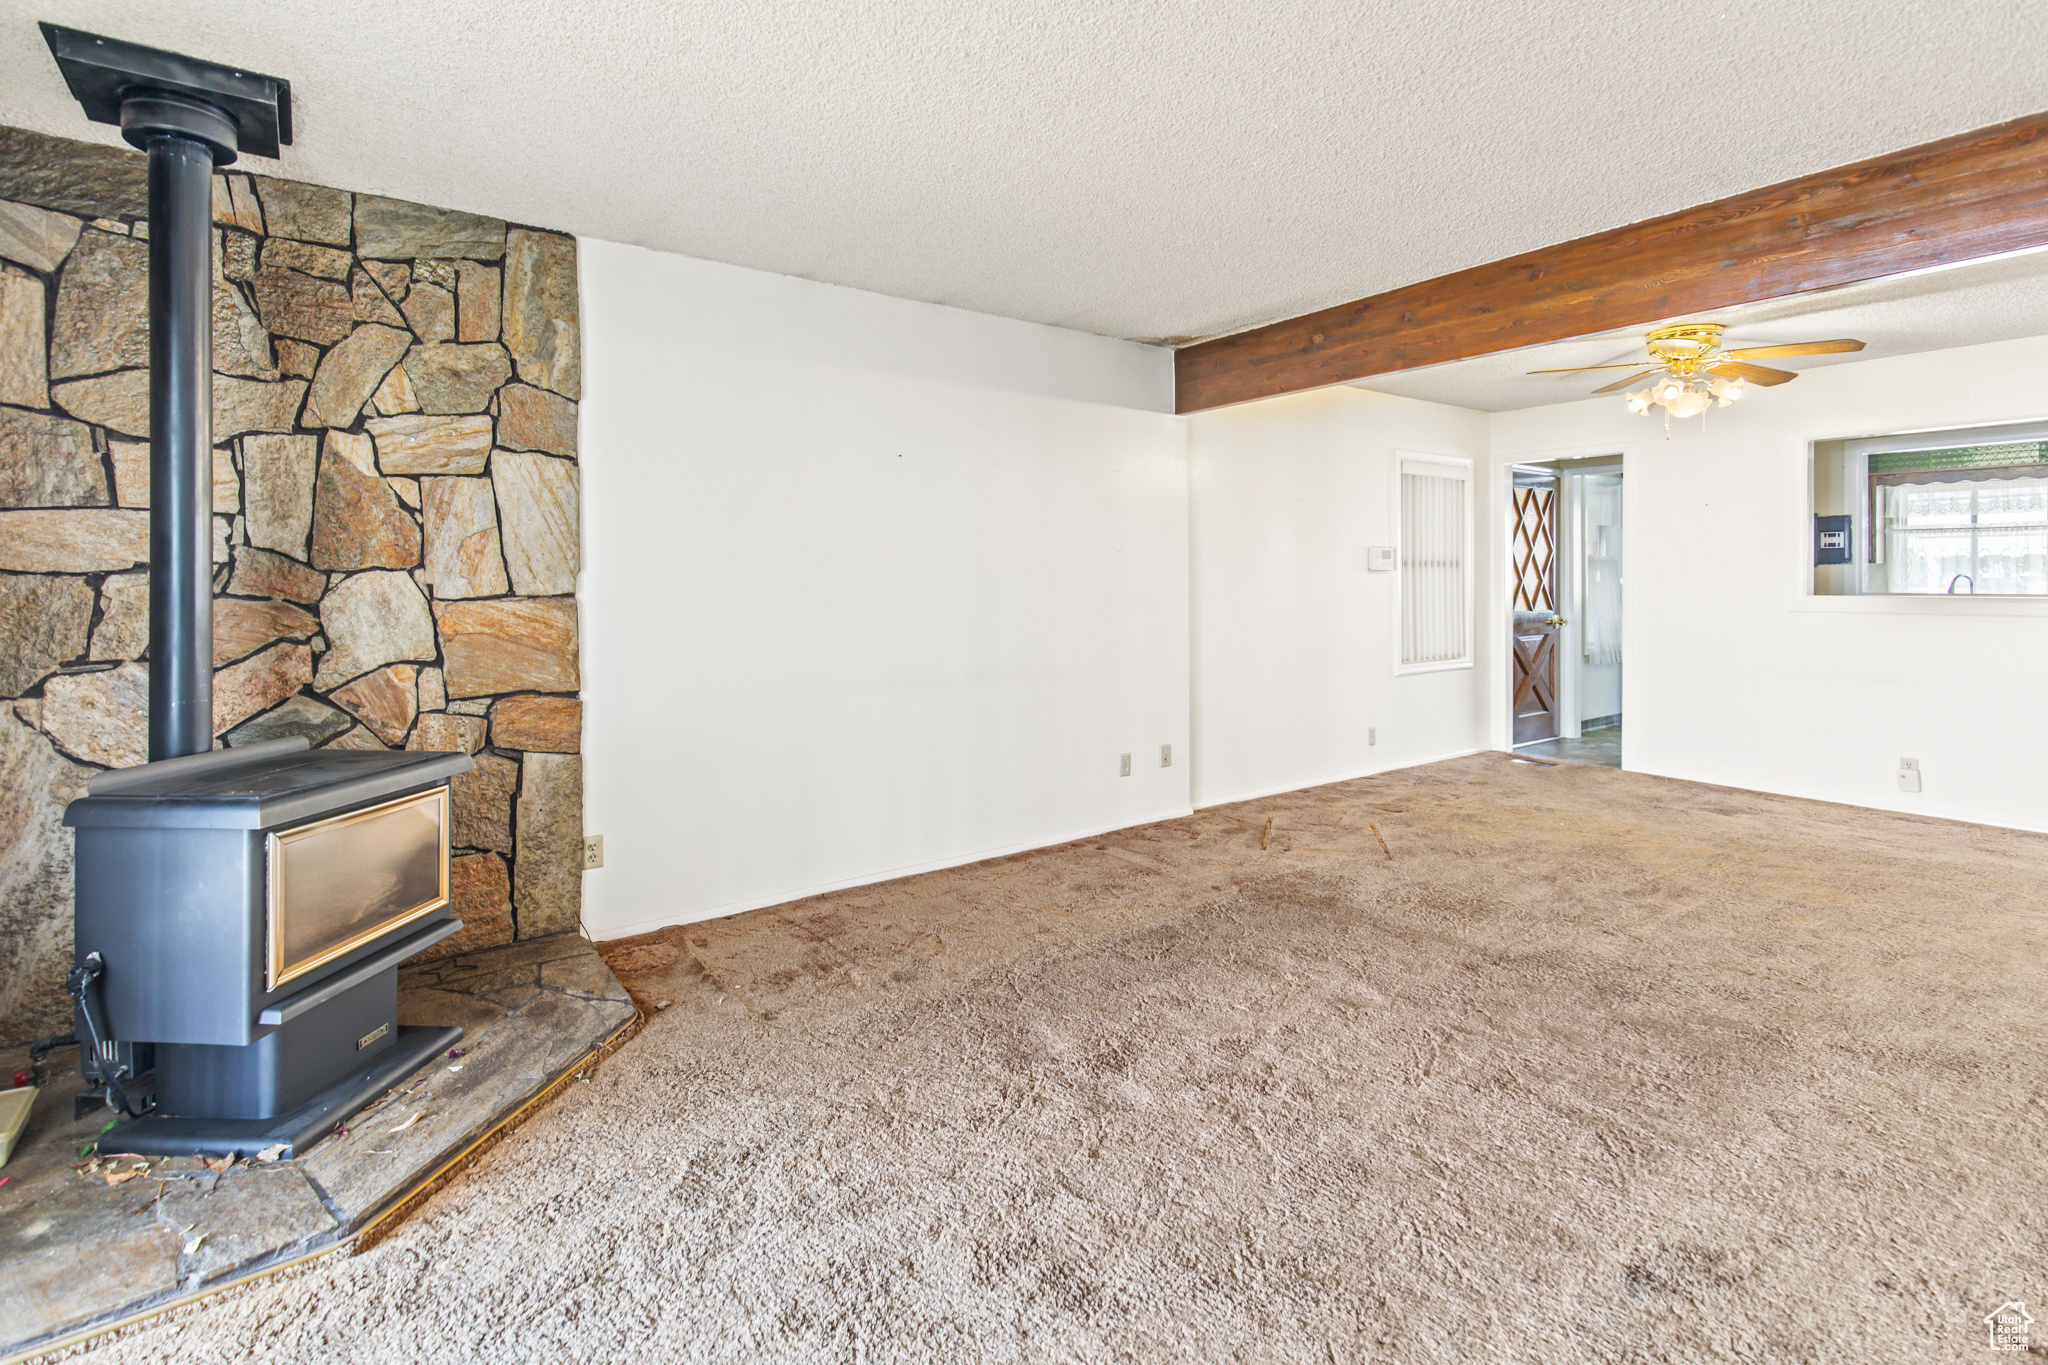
[1529,323,1866,435]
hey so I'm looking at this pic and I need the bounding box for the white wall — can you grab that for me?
[578,242,2048,943]
[1489,333,2048,832]
[1579,662,1622,722]
[1187,385,1493,807]
[577,240,1189,939]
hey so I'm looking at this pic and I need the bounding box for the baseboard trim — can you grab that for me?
[1620,763,2048,836]
[587,805,1198,941]
[1191,748,1487,811]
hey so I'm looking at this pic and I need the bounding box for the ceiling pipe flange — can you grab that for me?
[41,23,291,160]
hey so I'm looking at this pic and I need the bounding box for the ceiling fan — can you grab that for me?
[1528,323,1866,427]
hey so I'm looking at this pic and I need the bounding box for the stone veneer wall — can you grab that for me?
[0,127,582,1046]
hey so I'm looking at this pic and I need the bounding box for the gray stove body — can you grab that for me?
[64,740,474,1157]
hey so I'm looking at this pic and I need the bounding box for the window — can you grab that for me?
[1398,454,1471,669]
[1815,424,2048,597]
[1879,476,2048,595]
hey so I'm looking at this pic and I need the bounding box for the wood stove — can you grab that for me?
[65,738,473,1157]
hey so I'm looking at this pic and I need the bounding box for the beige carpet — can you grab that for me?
[68,756,2048,1362]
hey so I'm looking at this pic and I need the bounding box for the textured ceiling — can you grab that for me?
[2,1,2046,344]
[1354,247,2048,412]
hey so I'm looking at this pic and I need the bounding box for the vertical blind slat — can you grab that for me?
[1401,467,1467,666]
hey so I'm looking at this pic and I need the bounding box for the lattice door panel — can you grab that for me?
[1512,486,1556,612]
[1513,632,1557,717]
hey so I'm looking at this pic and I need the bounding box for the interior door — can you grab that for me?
[1511,475,1564,744]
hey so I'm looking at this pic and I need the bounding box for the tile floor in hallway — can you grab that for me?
[1515,721,1622,768]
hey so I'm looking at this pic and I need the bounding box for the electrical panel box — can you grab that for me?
[1814,514,1851,566]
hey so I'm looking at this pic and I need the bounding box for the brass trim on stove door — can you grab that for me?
[266,786,451,993]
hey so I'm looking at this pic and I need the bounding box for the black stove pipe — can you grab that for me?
[126,94,238,761]
[40,27,290,757]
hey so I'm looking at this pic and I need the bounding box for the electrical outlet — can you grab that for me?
[1368,727,1377,746]
[582,834,605,869]
[1897,758,1921,794]
[1119,753,1132,777]
[1160,744,1173,768]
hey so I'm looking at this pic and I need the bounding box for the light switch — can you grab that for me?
[1366,546,1396,572]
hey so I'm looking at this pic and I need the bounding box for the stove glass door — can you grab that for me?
[267,787,449,990]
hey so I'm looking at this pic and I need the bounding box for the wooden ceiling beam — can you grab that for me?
[1174,112,2048,414]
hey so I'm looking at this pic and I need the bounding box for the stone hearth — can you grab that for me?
[0,934,634,1358]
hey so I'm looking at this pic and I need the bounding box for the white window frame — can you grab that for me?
[1394,451,1475,674]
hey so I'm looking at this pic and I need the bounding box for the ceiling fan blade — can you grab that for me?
[1592,370,1658,395]
[1717,339,1866,360]
[1709,361,1797,386]
[1526,364,1650,374]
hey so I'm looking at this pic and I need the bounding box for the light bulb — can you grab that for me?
[1625,389,1652,415]
[1668,387,1711,419]
[1655,377,1685,404]
[1707,377,1735,406]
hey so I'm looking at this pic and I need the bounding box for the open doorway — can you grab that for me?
[1510,460,1623,767]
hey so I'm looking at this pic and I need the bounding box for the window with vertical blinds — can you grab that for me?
[1400,458,1470,669]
